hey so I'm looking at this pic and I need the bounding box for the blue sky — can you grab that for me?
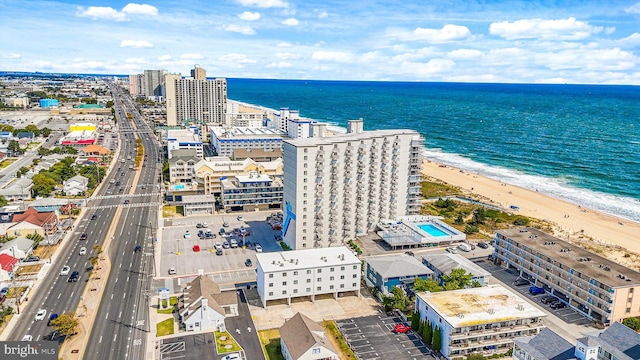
[1,0,640,84]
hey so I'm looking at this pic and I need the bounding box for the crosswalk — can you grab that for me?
[86,202,163,210]
[92,193,162,200]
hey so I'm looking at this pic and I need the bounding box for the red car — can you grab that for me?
[394,324,411,333]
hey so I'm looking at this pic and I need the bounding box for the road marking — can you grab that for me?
[57,293,61,299]
[105,313,109,319]
[111,294,114,300]
[114,334,117,341]
[127,276,130,282]
[70,291,74,298]
[123,292,126,299]
[99,336,102,343]
[119,311,122,318]
[115,278,118,283]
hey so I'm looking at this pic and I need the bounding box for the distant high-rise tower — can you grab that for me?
[144,69,165,97]
[282,119,423,250]
[128,74,144,96]
[165,72,227,126]
[191,64,206,80]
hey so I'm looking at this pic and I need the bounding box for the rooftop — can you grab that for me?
[577,322,640,360]
[513,328,577,360]
[421,253,491,278]
[256,246,359,272]
[235,173,273,183]
[210,127,287,138]
[167,129,201,143]
[365,254,433,279]
[497,228,640,288]
[195,157,283,173]
[232,147,282,159]
[279,312,337,359]
[284,128,420,147]
[417,284,546,328]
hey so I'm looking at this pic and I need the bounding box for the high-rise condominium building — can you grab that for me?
[128,74,144,96]
[191,64,206,80]
[143,69,164,97]
[282,119,423,250]
[165,67,227,126]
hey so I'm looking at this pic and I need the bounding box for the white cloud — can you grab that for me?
[158,55,172,61]
[397,58,456,77]
[318,11,328,19]
[391,24,473,43]
[276,52,300,60]
[266,61,292,68]
[605,27,616,35]
[77,3,158,21]
[489,17,602,40]
[121,3,158,16]
[312,51,353,62]
[618,33,640,47]
[237,0,289,8]
[220,53,256,63]
[224,24,256,35]
[120,40,154,48]
[277,42,292,47]
[180,53,204,60]
[282,18,299,26]
[539,47,636,71]
[125,57,146,63]
[625,2,640,13]
[447,49,483,59]
[0,53,21,59]
[77,6,126,21]
[239,11,261,21]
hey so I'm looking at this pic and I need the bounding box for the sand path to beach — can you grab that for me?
[422,160,640,254]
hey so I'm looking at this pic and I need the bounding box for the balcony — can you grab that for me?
[450,321,544,341]
[331,153,339,160]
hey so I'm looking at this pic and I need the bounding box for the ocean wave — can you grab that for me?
[422,148,640,223]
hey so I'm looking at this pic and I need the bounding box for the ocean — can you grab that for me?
[227,79,640,222]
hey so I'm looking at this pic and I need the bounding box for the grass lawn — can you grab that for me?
[258,329,284,360]
[33,245,58,259]
[0,158,17,168]
[157,296,178,314]
[18,264,43,274]
[215,331,242,354]
[156,318,174,337]
[321,320,357,360]
[162,205,182,217]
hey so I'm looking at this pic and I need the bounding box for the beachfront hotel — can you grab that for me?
[492,227,640,326]
[416,284,547,359]
[164,66,227,126]
[282,119,423,249]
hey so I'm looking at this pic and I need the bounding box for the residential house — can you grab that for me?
[0,253,19,286]
[179,275,238,332]
[12,208,58,235]
[513,328,577,360]
[0,151,6,162]
[168,149,200,184]
[279,312,339,360]
[82,144,110,156]
[6,221,45,237]
[28,198,70,213]
[63,175,89,195]
[0,237,35,260]
[0,177,32,201]
[421,253,491,287]
[364,253,433,296]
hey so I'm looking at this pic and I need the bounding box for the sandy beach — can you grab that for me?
[422,160,640,256]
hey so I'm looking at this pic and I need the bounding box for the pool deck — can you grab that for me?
[377,215,466,249]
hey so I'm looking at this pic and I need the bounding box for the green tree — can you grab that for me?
[467,353,486,360]
[7,140,20,155]
[441,268,474,291]
[411,312,420,331]
[418,319,424,334]
[31,173,56,197]
[454,213,464,225]
[0,195,7,207]
[432,326,442,351]
[63,146,78,155]
[424,321,433,344]
[40,127,52,137]
[38,147,52,156]
[472,208,486,224]
[106,100,114,108]
[383,286,410,312]
[24,124,40,136]
[162,161,169,181]
[623,317,640,331]
[464,224,479,234]
[50,312,79,337]
[513,216,530,226]
[414,277,443,293]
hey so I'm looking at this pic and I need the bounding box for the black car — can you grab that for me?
[550,301,566,309]
[513,278,530,286]
[24,256,40,262]
[215,248,223,256]
[541,296,558,304]
[91,214,97,220]
[477,242,489,249]
[68,271,80,282]
[245,259,252,267]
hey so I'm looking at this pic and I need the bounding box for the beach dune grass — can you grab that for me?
[156,318,174,337]
[421,180,462,198]
[258,329,284,360]
[215,331,242,354]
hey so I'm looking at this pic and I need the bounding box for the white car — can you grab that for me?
[221,353,240,360]
[35,309,47,321]
[60,266,70,276]
[79,247,87,255]
[202,222,208,228]
[21,335,33,341]
[255,245,263,253]
[168,267,177,275]
[237,216,244,221]
[184,231,191,239]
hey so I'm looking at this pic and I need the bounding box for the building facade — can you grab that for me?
[191,64,206,80]
[421,253,491,286]
[143,69,164,97]
[492,228,640,326]
[165,71,227,126]
[39,98,58,108]
[364,254,433,296]
[256,246,361,307]
[416,284,547,359]
[282,119,423,250]
[220,172,283,212]
[166,128,203,159]
[168,150,201,183]
[279,312,339,360]
[128,74,144,96]
[193,157,283,195]
[210,127,286,157]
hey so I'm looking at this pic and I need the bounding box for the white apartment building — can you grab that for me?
[128,74,144,96]
[256,246,361,307]
[282,119,423,250]
[168,149,200,183]
[220,172,283,212]
[271,108,300,132]
[225,100,267,127]
[166,128,203,159]
[193,157,283,194]
[416,284,547,359]
[210,127,287,157]
[165,69,227,126]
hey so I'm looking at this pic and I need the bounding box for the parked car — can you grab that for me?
[91,214,97,220]
[202,222,208,228]
[196,223,203,228]
[245,259,252,267]
[134,245,142,252]
[35,309,47,321]
[60,266,70,276]
[541,295,557,304]
[222,241,230,249]
[184,231,191,239]
[79,247,87,256]
[198,230,205,238]
[24,256,40,262]
[219,228,226,235]
[221,353,240,360]
[477,242,489,249]
[237,216,244,221]
[124,199,130,204]
[513,278,530,286]
[214,242,223,250]
[550,301,566,309]
[0,287,8,296]
[230,239,238,248]
[215,248,223,256]
[168,267,177,275]
[529,286,545,295]
[255,245,263,253]
[223,221,229,227]
[446,247,458,254]
[394,323,411,333]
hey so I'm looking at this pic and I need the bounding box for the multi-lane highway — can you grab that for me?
[7,81,162,360]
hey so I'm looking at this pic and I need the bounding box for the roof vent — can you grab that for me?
[487,308,495,315]
[516,304,525,311]
[457,313,464,318]
[619,274,626,280]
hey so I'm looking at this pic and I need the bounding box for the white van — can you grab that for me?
[457,243,472,252]
[230,239,238,248]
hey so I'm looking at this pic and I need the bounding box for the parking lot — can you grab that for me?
[157,333,246,360]
[159,211,284,278]
[336,315,436,360]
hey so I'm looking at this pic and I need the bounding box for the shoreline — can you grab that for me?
[421,159,640,256]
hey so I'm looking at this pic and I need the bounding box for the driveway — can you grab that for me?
[224,289,265,360]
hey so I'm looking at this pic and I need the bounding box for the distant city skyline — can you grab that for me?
[1,0,640,84]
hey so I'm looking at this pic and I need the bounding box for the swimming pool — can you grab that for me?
[417,224,450,237]
[172,184,185,190]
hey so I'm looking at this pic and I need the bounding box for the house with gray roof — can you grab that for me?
[0,237,35,260]
[63,174,89,195]
[513,328,577,360]
[421,253,491,286]
[279,312,338,360]
[364,253,433,296]
[178,275,238,332]
[0,178,32,201]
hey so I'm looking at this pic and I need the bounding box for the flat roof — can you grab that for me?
[497,228,640,288]
[235,173,273,183]
[211,127,286,139]
[365,254,433,279]
[256,246,359,272]
[417,284,546,328]
[420,253,491,278]
[167,129,201,143]
[284,128,420,147]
